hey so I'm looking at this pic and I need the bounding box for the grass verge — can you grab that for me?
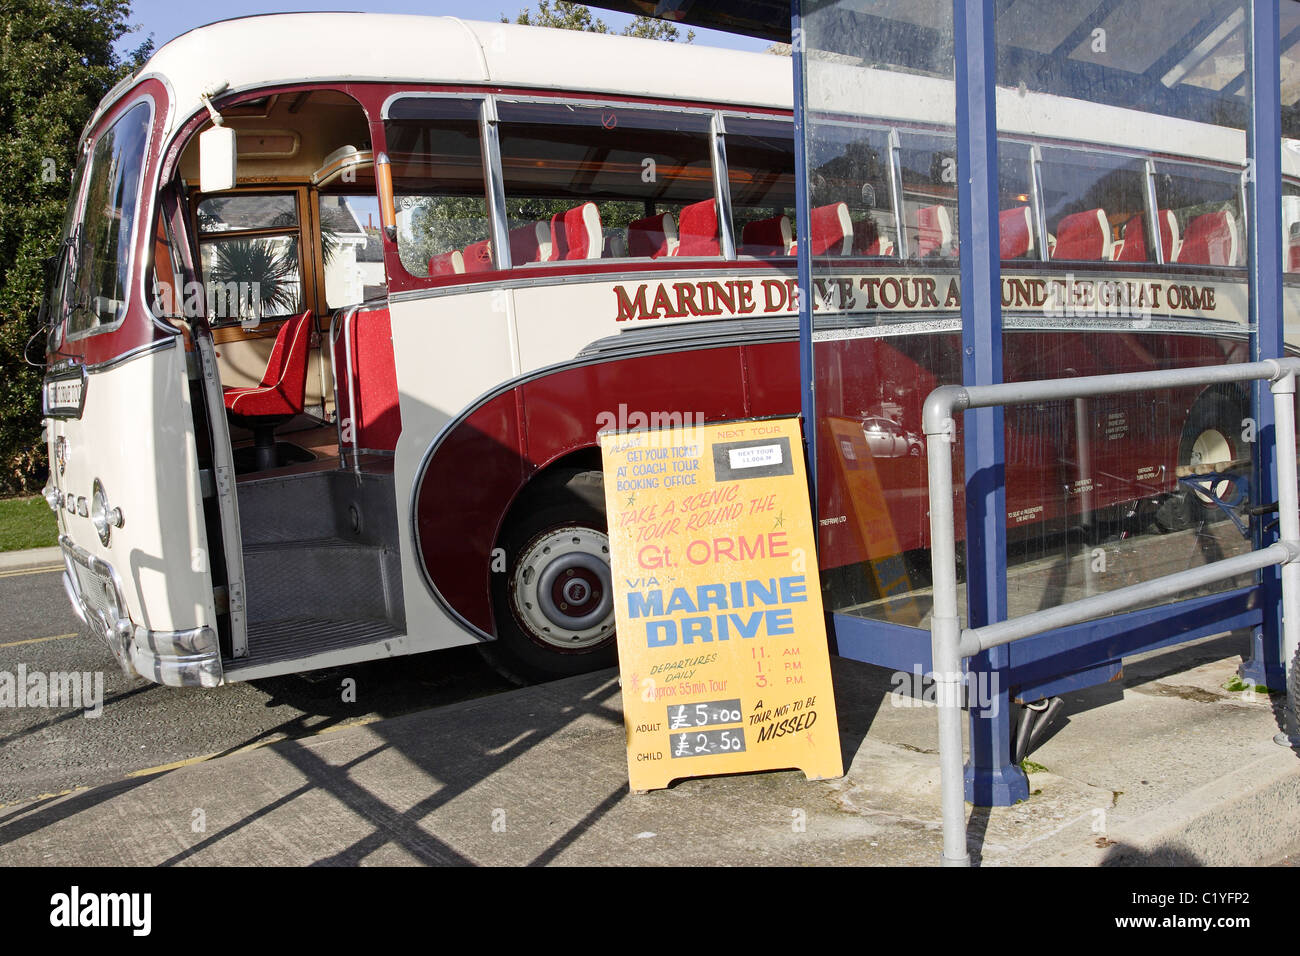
[0,496,58,552]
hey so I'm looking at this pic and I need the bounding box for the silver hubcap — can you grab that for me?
[512,526,614,650]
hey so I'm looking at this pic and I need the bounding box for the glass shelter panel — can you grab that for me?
[1283,2,1300,343]
[993,2,1258,617]
[803,0,960,628]
[800,0,1284,630]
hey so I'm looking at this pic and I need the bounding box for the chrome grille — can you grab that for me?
[61,537,126,634]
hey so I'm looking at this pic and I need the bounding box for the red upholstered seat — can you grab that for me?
[740,214,792,256]
[628,212,678,258]
[548,203,603,261]
[809,203,853,256]
[1051,208,1111,260]
[1177,211,1238,266]
[331,305,402,458]
[1114,210,1177,262]
[915,204,953,257]
[463,239,494,272]
[999,206,1034,259]
[853,218,894,256]
[223,310,314,472]
[223,311,313,419]
[674,199,720,256]
[508,221,551,265]
[428,250,464,275]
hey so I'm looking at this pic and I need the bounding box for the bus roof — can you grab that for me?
[95,12,1291,175]
[131,13,793,133]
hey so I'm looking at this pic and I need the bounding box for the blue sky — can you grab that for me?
[115,0,769,59]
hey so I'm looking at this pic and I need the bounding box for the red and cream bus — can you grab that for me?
[38,13,1300,687]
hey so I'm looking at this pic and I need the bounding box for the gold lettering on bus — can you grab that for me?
[612,275,1222,322]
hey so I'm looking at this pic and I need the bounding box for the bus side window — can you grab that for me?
[196,192,304,323]
[1285,187,1300,273]
[495,101,715,263]
[898,133,958,259]
[1153,161,1244,267]
[806,122,896,257]
[726,116,797,256]
[384,97,490,279]
[998,144,1035,260]
[318,193,387,307]
[65,101,152,339]
[1038,146,1146,262]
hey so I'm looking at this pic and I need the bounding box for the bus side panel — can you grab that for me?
[411,332,953,637]
[389,288,521,650]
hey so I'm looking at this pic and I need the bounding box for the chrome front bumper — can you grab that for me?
[59,535,223,688]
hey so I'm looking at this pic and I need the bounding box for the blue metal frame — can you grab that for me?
[952,0,1026,805]
[1242,0,1286,691]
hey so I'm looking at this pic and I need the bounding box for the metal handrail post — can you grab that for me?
[924,410,970,866]
[922,358,1300,862]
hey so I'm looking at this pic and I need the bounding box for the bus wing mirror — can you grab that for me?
[200,125,238,192]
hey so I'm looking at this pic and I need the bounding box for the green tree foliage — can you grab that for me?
[0,0,151,495]
[504,1,694,42]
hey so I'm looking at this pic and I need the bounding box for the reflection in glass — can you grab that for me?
[797,1,1273,630]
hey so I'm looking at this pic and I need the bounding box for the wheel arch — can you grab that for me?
[413,341,770,639]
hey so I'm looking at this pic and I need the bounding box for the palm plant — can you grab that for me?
[204,237,301,320]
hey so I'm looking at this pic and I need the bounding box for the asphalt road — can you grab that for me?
[0,563,514,806]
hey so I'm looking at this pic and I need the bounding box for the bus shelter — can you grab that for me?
[598,0,1299,808]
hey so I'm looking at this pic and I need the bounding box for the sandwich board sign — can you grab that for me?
[599,417,843,792]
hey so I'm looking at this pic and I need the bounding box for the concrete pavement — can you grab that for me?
[0,629,1295,866]
[0,546,62,573]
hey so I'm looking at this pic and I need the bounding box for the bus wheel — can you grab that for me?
[1156,387,1248,532]
[484,469,618,684]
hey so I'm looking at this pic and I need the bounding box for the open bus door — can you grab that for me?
[157,185,250,670]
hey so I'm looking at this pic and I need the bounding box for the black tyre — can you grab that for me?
[482,469,618,684]
[1156,387,1249,532]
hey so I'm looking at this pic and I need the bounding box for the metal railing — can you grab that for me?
[923,357,1300,866]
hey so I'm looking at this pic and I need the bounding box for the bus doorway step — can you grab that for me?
[223,617,404,676]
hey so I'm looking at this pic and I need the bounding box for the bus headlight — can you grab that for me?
[42,482,60,512]
[90,479,123,546]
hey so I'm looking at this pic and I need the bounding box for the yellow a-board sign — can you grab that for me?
[600,417,843,792]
